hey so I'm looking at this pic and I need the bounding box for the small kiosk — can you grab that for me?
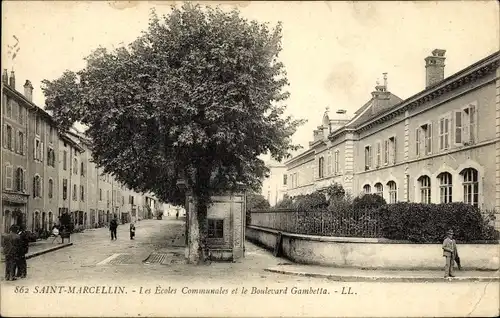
[185,190,246,261]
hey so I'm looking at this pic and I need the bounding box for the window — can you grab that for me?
[419,175,431,204]
[364,146,372,170]
[48,179,54,199]
[33,175,42,198]
[462,168,479,207]
[4,164,13,190]
[439,116,450,150]
[63,150,68,170]
[438,172,452,203]
[327,154,332,176]
[318,157,325,178]
[18,131,24,155]
[122,196,124,206]
[15,168,25,192]
[207,219,224,239]
[48,126,54,143]
[455,104,477,145]
[389,136,397,164]
[376,142,381,167]
[363,184,371,194]
[35,116,41,135]
[73,158,78,175]
[47,148,55,167]
[18,106,24,125]
[129,195,134,205]
[99,188,103,201]
[388,181,397,204]
[418,123,432,155]
[375,183,383,196]
[80,162,85,176]
[283,174,287,186]
[334,150,340,174]
[73,184,77,201]
[5,98,12,118]
[63,179,68,200]
[34,139,43,161]
[4,124,13,150]
[80,185,85,201]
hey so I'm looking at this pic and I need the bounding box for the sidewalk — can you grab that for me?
[265,264,500,282]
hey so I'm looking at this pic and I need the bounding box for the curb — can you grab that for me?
[25,243,73,259]
[264,268,500,283]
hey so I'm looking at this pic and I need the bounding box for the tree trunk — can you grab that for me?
[186,194,210,264]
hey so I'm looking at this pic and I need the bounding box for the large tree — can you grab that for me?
[41,3,304,264]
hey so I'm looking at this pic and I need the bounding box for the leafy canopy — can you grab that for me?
[42,3,304,205]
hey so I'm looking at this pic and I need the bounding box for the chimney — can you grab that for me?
[371,73,391,114]
[2,69,8,85]
[24,80,33,102]
[9,70,15,89]
[425,49,446,88]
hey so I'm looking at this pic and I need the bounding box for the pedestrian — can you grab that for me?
[1,225,21,281]
[442,229,459,278]
[50,225,60,243]
[130,222,136,240]
[176,210,179,220]
[110,216,118,240]
[16,225,29,279]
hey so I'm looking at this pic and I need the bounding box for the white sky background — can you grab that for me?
[2,1,499,159]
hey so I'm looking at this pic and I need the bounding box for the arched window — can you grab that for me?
[387,181,397,203]
[438,172,452,203]
[48,179,54,198]
[33,175,42,198]
[461,168,479,207]
[15,167,24,192]
[374,183,383,196]
[418,175,431,204]
[363,184,371,194]
[42,211,47,231]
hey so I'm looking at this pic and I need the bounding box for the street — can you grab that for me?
[1,217,498,317]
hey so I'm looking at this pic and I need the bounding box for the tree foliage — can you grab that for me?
[42,3,303,204]
[41,3,304,263]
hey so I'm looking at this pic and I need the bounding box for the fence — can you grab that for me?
[249,208,382,238]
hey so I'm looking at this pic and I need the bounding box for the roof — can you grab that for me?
[2,83,56,125]
[346,92,403,128]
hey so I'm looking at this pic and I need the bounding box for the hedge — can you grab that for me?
[379,202,499,243]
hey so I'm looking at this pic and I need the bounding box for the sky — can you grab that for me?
[2,1,499,159]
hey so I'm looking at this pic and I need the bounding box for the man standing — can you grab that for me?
[1,225,21,281]
[16,225,29,278]
[442,229,458,278]
[109,216,118,240]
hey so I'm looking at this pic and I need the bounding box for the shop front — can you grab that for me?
[2,192,28,234]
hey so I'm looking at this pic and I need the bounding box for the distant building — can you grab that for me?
[285,50,500,229]
[261,160,287,206]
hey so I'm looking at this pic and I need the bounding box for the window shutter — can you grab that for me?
[23,170,26,192]
[3,125,6,148]
[454,111,462,144]
[427,124,432,154]
[393,137,397,164]
[33,177,36,197]
[6,165,13,189]
[469,105,476,143]
[41,142,44,162]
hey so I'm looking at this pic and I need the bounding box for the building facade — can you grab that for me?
[261,160,288,206]
[1,69,152,235]
[285,50,500,229]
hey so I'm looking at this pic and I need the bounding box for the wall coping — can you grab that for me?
[247,225,500,245]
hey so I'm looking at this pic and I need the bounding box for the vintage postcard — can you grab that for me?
[1,1,499,317]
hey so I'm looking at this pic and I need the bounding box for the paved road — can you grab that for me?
[1,217,498,317]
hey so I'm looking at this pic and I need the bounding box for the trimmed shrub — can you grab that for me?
[379,202,499,243]
[275,195,294,209]
[352,194,387,210]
